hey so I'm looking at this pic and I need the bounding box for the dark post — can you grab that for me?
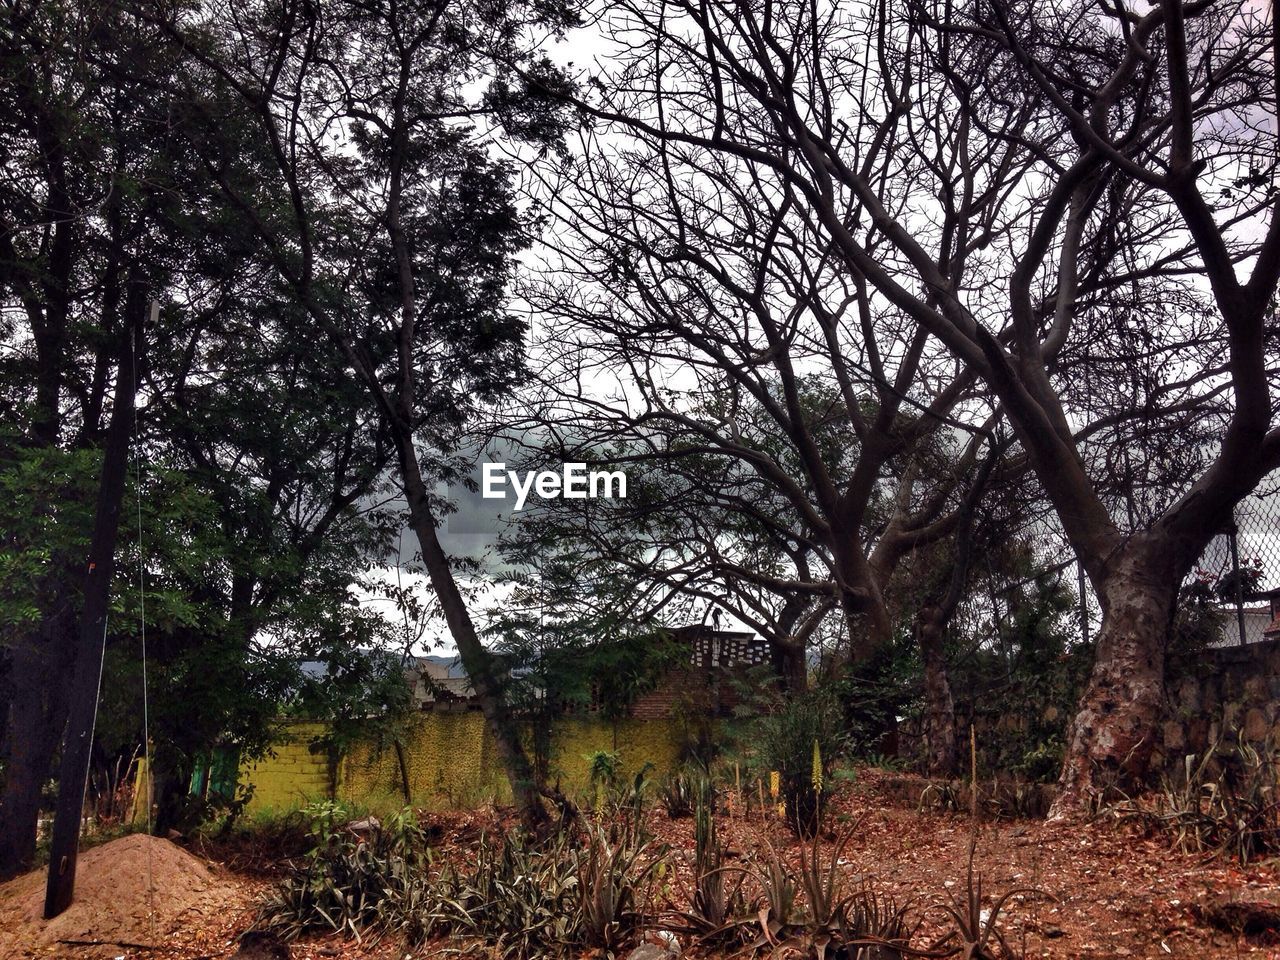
[1077,561,1090,647]
[44,299,151,919]
[1228,519,1247,647]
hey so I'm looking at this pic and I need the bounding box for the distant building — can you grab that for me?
[1211,588,1280,646]
[310,626,773,718]
[625,626,771,720]
[407,655,475,707]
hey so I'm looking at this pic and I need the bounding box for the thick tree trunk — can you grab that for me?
[771,639,808,693]
[0,610,74,879]
[916,605,957,777]
[1050,561,1174,819]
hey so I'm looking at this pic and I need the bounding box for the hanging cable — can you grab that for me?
[134,315,155,938]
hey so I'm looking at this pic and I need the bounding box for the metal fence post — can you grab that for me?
[1078,561,1090,647]
[1228,517,1247,646]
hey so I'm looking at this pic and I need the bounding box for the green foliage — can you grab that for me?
[258,803,434,943]
[0,442,98,636]
[586,750,622,792]
[1014,740,1064,784]
[944,568,1088,778]
[748,688,848,838]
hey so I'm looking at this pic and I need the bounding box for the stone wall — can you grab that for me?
[1158,636,1280,765]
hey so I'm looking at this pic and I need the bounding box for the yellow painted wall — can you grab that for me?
[240,711,683,816]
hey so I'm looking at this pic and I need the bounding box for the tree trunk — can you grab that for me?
[45,303,142,917]
[771,639,808,693]
[0,600,76,880]
[394,435,548,833]
[1050,561,1174,819]
[916,605,958,777]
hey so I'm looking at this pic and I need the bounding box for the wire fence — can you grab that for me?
[1068,482,1280,649]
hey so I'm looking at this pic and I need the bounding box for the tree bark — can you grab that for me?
[45,300,143,917]
[0,616,74,880]
[916,605,958,778]
[1050,552,1175,819]
[771,640,808,693]
[395,436,548,832]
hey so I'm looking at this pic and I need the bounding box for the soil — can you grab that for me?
[0,834,251,959]
[9,770,1280,959]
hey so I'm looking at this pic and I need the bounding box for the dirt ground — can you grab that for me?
[5,771,1280,959]
[0,834,250,959]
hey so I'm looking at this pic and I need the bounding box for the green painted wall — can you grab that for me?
[240,711,683,815]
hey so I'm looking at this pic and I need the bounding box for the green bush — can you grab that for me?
[752,689,848,838]
[258,803,433,942]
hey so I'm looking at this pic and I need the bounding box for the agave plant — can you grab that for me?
[576,824,661,951]
[1116,734,1280,865]
[669,790,749,943]
[660,769,697,819]
[257,804,433,943]
[749,834,802,950]
[934,843,1041,960]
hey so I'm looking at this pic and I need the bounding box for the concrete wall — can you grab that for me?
[240,710,684,815]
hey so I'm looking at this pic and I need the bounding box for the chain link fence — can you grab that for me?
[1068,481,1280,650]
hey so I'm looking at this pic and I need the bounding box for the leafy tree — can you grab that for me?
[148,0,579,828]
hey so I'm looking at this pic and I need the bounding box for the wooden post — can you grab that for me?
[969,723,977,825]
[44,300,151,919]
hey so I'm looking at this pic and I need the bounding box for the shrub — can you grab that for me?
[257,803,432,943]
[747,828,918,959]
[659,768,697,819]
[753,689,847,837]
[670,786,749,943]
[433,825,661,958]
[1115,735,1280,865]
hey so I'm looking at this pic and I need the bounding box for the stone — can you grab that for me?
[1243,707,1269,742]
[1176,678,1201,713]
[1161,720,1187,753]
[1223,701,1242,731]
[625,943,679,960]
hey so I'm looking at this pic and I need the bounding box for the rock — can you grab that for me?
[1161,720,1186,753]
[1243,707,1270,742]
[346,815,381,833]
[626,931,681,960]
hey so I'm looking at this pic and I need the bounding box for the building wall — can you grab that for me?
[240,711,684,815]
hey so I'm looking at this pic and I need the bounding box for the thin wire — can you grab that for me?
[133,321,154,938]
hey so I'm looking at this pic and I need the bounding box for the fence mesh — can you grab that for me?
[1067,479,1280,650]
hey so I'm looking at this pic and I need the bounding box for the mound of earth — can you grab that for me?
[0,833,248,958]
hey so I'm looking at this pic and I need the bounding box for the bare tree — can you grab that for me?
[551,0,1280,814]
[524,112,1009,771]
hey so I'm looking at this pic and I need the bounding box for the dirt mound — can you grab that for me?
[0,833,248,958]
